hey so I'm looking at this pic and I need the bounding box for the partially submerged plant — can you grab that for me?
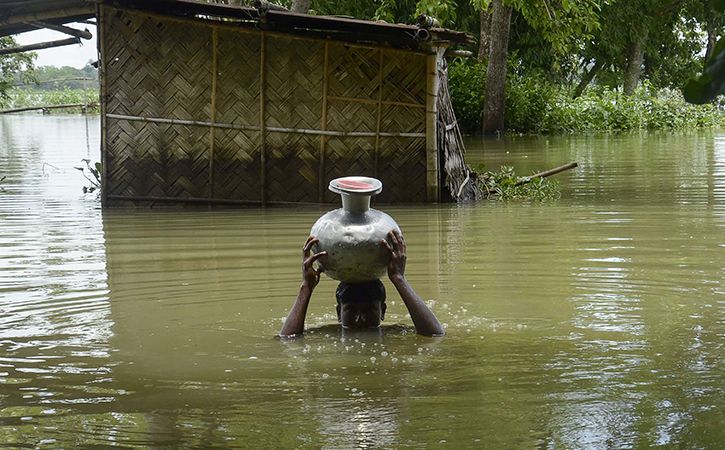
[473,164,561,201]
[75,159,101,194]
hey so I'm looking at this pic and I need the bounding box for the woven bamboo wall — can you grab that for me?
[100,6,430,206]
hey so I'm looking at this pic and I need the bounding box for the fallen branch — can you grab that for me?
[515,161,578,186]
[0,103,98,114]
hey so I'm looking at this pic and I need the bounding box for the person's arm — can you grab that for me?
[279,236,326,337]
[381,230,444,336]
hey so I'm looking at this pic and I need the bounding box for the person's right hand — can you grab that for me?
[302,236,326,288]
[381,229,406,280]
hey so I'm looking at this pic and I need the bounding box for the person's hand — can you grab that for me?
[302,236,326,289]
[381,229,406,281]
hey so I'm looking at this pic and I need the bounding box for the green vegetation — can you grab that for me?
[1,37,35,101]
[247,0,725,135]
[450,60,725,134]
[472,165,561,200]
[2,87,99,111]
[1,61,98,112]
[75,159,101,194]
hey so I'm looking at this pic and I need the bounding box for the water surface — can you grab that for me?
[1,115,723,448]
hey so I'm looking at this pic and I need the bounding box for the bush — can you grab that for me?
[1,87,99,111]
[448,59,725,135]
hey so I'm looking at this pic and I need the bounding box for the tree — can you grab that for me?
[0,37,36,102]
[291,0,310,13]
[482,0,511,134]
[473,0,603,134]
[684,0,725,103]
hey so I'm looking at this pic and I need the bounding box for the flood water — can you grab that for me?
[1,115,723,448]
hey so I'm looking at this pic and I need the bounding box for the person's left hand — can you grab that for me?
[381,229,406,280]
[302,236,326,288]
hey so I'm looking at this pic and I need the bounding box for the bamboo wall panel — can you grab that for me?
[323,136,376,203]
[382,104,426,134]
[377,137,427,203]
[105,9,212,121]
[107,120,210,198]
[265,133,319,202]
[102,6,431,205]
[328,46,380,100]
[264,36,323,202]
[323,101,377,202]
[212,29,262,201]
[382,50,426,105]
[265,36,323,130]
[215,29,261,126]
[213,129,261,201]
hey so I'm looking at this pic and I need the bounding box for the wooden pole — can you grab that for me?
[374,49,384,178]
[104,113,425,138]
[425,49,441,202]
[326,95,425,109]
[98,3,108,207]
[514,162,578,186]
[318,42,329,202]
[1,103,97,114]
[260,32,267,206]
[25,21,93,39]
[208,28,218,199]
[0,37,81,55]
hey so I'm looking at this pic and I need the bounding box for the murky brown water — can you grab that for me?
[1,115,723,448]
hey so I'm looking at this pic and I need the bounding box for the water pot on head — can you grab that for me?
[310,176,401,283]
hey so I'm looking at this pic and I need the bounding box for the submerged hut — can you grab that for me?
[2,0,475,205]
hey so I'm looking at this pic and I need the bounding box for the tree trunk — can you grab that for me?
[482,0,512,135]
[623,29,648,96]
[291,0,310,13]
[477,6,492,61]
[705,28,717,61]
[572,59,602,98]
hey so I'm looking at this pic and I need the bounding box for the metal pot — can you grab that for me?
[310,176,401,283]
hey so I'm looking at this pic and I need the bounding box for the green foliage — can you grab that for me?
[415,0,458,25]
[74,159,101,194]
[684,1,725,103]
[449,59,725,134]
[448,58,486,132]
[0,37,36,100]
[1,87,99,112]
[14,62,98,91]
[472,164,561,201]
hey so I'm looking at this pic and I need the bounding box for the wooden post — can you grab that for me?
[97,3,108,206]
[374,49,384,178]
[259,32,267,206]
[425,49,441,202]
[26,21,93,40]
[318,42,329,202]
[208,28,218,199]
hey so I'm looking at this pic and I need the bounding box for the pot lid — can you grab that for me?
[329,176,383,196]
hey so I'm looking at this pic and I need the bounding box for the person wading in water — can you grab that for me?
[279,230,444,337]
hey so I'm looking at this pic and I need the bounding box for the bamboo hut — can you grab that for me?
[2,0,477,205]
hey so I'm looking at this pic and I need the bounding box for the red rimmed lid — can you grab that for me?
[329,176,383,195]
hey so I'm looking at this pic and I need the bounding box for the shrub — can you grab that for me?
[448,60,725,135]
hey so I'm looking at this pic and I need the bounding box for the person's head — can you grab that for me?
[336,280,386,329]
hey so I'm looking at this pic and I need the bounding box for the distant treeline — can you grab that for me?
[14,62,98,91]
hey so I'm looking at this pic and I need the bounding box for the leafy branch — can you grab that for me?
[74,159,101,194]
